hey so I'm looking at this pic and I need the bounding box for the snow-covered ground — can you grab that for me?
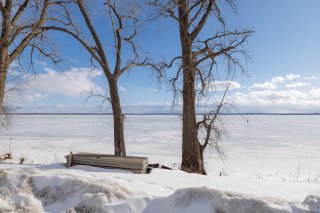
[0,115,320,212]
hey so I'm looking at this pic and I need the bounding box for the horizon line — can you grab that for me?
[6,112,320,116]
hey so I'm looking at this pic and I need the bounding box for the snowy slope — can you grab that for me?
[0,164,319,213]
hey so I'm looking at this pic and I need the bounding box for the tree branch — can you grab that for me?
[106,1,123,76]
[42,26,103,66]
[190,1,213,41]
[9,0,50,61]
[0,2,5,13]
[76,0,109,67]
[11,0,30,26]
[188,0,205,28]
[195,32,252,66]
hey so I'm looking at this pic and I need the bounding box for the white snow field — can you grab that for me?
[0,115,320,212]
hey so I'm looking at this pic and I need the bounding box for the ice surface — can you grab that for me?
[0,115,319,212]
[1,115,319,180]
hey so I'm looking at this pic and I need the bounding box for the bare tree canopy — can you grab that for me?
[0,0,63,129]
[149,0,253,174]
[43,0,159,156]
[0,0,47,126]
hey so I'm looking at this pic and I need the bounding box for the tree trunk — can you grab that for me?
[199,145,207,175]
[109,77,126,156]
[178,1,206,175]
[0,67,7,112]
[181,69,205,174]
[1,4,11,113]
[0,49,8,113]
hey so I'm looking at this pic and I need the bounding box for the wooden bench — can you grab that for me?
[64,152,148,174]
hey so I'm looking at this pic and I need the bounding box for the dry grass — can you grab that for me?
[0,142,13,161]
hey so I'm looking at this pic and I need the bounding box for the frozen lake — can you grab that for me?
[1,115,319,181]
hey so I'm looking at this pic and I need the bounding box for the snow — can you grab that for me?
[1,165,319,213]
[0,115,320,212]
[143,187,312,213]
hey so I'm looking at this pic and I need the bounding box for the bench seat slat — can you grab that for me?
[72,159,145,168]
[65,152,148,174]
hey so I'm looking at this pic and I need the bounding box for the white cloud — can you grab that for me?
[227,73,320,113]
[303,76,318,80]
[30,67,103,96]
[251,74,311,90]
[285,82,311,88]
[251,82,277,90]
[243,90,307,103]
[206,81,241,91]
[271,76,286,84]
[119,86,127,92]
[228,88,320,113]
[285,74,301,80]
[7,67,105,103]
[310,88,320,98]
[13,103,111,113]
[250,76,285,90]
[23,93,47,102]
[8,71,320,113]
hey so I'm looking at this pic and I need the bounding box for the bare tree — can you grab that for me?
[0,0,62,129]
[44,0,157,156]
[150,0,253,174]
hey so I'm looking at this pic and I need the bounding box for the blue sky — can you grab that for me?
[7,0,320,113]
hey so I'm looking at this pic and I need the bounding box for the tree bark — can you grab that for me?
[199,145,207,175]
[109,77,126,156]
[178,0,205,175]
[0,67,7,112]
[0,48,9,113]
[0,3,11,113]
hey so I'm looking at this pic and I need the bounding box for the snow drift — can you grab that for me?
[0,167,319,213]
[143,187,320,213]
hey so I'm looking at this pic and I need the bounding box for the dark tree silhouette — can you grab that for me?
[150,0,253,174]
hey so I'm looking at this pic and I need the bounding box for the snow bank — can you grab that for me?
[303,195,320,212]
[1,167,319,213]
[32,171,136,212]
[0,166,153,213]
[143,187,319,213]
[0,169,44,213]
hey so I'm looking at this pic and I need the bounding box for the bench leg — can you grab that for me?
[68,151,73,167]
